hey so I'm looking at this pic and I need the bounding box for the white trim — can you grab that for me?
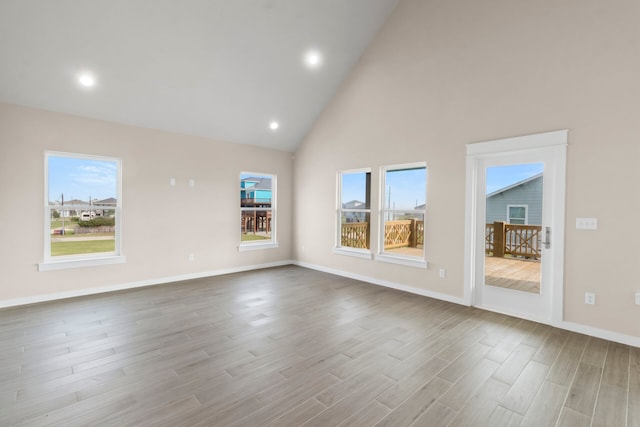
[240,171,276,246]
[5,260,639,349]
[379,162,427,264]
[465,130,568,325]
[375,254,427,269]
[44,151,123,264]
[38,255,126,271]
[466,129,568,156]
[557,321,640,349]
[295,261,640,348]
[336,169,372,251]
[238,241,279,251]
[3,260,293,309]
[294,260,464,306]
[333,247,373,260]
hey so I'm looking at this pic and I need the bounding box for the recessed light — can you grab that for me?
[77,73,96,88]
[304,50,323,68]
[269,121,279,130]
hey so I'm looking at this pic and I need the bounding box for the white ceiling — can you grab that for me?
[0,0,399,152]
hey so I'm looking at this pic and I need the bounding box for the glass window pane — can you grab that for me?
[340,212,370,249]
[341,172,369,209]
[241,173,274,243]
[381,165,426,259]
[48,155,118,258]
[384,167,426,211]
[382,212,424,257]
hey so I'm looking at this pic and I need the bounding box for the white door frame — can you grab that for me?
[463,130,567,325]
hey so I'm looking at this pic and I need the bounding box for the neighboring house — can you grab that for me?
[241,177,272,206]
[95,197,117,207]
[93,197,117,218]
[486,173,542,225]
[50,198,89,218]
[342,200,367,222]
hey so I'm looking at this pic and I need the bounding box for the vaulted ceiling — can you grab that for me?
[0,0,399,152]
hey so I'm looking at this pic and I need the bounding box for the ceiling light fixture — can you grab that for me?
[269,121,279,130]
[77,73,96,88]
[304,50,323,68]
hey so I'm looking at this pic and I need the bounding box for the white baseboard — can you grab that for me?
[294,261,639,348]
[293,260,468,306]
[3,259,638,348]
[0,260,294,309]
[556,320,640,348]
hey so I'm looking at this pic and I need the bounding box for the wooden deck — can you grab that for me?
[485,256,541,294]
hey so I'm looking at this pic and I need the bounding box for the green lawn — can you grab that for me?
[241,233,270,241]
[51,240,115,256]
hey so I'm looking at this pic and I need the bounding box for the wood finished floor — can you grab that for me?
[1,265,638,426]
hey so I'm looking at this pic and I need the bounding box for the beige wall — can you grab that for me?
[0,103,292,302]
[293,0,640,338]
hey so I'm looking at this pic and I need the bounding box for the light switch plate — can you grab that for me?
[635,292,640,305]
[576,218,598,230]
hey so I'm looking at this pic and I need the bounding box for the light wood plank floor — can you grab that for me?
[485,256,541,294]
[1,266,638,426]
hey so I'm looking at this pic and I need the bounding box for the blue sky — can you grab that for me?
[48,156,117,202]
[341,163,543,209]
[486,163,544,194]
[342,168,426,210]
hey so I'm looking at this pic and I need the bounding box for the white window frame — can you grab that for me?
[376,162,427,269]
[39,151,125,271]
[507,204,528,224]
[333,168,373,259]
[238,172,278,251]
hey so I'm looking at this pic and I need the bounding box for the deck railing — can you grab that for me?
[486,221,541,259]
[341,219,424,250]
[341,222,369,249]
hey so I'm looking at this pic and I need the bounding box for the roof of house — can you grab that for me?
[95,198,117,205]
[242,177,272,191]
[342,200,366,209]
[487,173,543,198]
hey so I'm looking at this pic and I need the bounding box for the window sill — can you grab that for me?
[39,255,126,271]
[375,253,427,269]
[238,241,279,252]
[333,247,373,260]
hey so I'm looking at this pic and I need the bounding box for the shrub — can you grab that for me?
[81,217,115,227]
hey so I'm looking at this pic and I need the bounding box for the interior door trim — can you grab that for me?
[463,130,568,325]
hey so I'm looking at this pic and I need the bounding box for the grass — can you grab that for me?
[51,240,115,256]
[241,233,270,241]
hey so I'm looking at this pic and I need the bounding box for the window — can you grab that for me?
[335,169,372,258]
[508,205,528,224]
[40,152,124,270]
[378,163,427,268]
[239,172,277,250]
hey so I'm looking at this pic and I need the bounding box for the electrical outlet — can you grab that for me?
[189,179,195,188]
[584,292,596,305]
[188,253,194,262]
[635,292,640,305]
[169,178,176,187]
[439,269,446,279]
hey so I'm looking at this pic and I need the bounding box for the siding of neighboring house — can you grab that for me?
[246,189,271,201]
[486,175,543,225]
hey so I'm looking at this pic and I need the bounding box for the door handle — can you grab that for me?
[541,226,551,249]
